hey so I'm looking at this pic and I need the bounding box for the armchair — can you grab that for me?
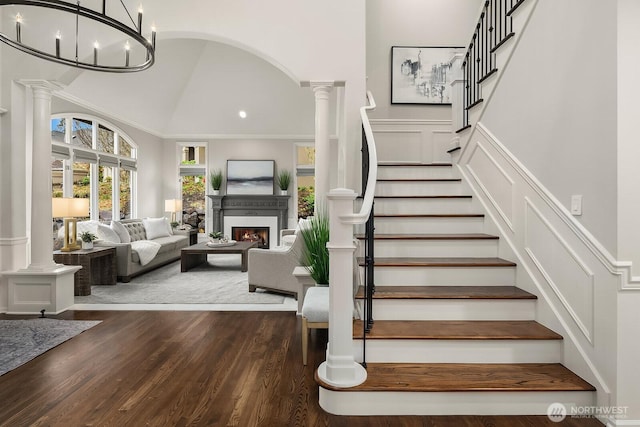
[247,229,303,300]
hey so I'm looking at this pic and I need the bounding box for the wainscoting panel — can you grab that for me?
[525,199,594,343]
[466,142,514,231]
[373,130,422,163]
[370,119,453,164]
[456,122,623,411]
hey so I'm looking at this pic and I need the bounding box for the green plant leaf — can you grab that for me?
[299,211,330,285]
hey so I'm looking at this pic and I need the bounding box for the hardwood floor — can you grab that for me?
[0,311,602,426]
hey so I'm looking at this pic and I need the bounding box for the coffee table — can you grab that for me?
[180,241,259,272]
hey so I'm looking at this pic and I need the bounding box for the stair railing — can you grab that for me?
[360,124,375,367]
[457,0,526,132]
[328,91,378,381]
[336,90,377,369]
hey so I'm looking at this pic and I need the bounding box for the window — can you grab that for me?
[178,145,206,233]
[296,145,315,218]
[51,115,138,221]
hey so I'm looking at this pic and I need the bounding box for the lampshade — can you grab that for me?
[52,197,88,252]
[52,197,89,218]
[164,199,182,213]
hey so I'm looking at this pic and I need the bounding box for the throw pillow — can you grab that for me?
[143,217,171,240]
[111,221,131,243]
[96,223,121,243]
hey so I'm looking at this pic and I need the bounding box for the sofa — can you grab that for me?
[92,218,190,282]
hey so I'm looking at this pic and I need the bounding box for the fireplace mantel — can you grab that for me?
[208,194,290,238]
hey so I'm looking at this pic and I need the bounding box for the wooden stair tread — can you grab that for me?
[375,195,472,199]
[317,363,596,392]
[374,213,484,218]
[354,285,537,300]
[352,320,562,340]
[354,233,498,240]
[358,257,516,267]
[378,162,452,167]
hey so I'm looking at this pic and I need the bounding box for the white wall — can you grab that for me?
[616,0,640,277]
[163,137,301,232]
[481,0,618,256]
[366,0,483,120]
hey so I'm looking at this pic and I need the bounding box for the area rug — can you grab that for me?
[74,255,286,304]
[0,318,101,376]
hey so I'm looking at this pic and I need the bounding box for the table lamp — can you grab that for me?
[52,197,90,252]
[165,199,183,223]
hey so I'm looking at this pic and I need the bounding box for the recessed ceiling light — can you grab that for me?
[238,110,247,119]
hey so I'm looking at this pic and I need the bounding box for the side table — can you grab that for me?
[175,228,199,245]
[53,246,117,296]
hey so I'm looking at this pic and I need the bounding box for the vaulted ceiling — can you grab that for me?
[60,38,320,137]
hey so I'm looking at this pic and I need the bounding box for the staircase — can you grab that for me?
[316,162,595,415]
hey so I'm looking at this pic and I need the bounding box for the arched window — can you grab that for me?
[51,114,138,221]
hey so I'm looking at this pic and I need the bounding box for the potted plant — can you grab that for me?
[79,231,97,250]
[209,169,223,195]
[170,221,179,229]
[276,169,292,196]
[208,231,223,243]
[299,212,329,285]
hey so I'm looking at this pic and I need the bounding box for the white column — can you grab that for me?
[24,81,63,270]
[316,188,367,388]
[310,82,333,212]
[5,80,80,314]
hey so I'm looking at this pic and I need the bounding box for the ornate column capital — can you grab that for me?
[18,79,65,94]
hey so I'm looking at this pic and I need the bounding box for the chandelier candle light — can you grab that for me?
[0,0,156,73]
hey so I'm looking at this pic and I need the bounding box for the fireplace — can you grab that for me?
[208,194,289,248]
[232,227,270,249]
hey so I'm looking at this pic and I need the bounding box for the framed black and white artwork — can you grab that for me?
[226,160,275,195]
[391,46,463,105]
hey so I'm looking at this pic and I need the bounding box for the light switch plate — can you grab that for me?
[571,195,582,216]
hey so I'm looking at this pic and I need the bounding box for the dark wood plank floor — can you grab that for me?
[0,311,602,426]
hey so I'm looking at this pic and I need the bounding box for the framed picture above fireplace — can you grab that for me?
[226,160,275,195]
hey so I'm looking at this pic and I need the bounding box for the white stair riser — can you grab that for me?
[319,389,594,416]
[357,239,498,258]
[377,166,456,180]
[374,217,486,234]
[374,198,477,214]
[372,266,516,286]
[355,299,535,321]
[375,181,465,197]
[353,339,561,364]
[469,105,482,124]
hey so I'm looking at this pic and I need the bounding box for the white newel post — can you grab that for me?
[316,188,367,388]
[4,80,80,314]
[450,53,465,144]
[310,82,333,212]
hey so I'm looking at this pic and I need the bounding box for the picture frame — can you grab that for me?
[226,160,275,195]
[391,46,463,105]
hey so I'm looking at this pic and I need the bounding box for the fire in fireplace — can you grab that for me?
[231,227,270,249]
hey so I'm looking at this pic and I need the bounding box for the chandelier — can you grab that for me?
[0,0,155,72]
